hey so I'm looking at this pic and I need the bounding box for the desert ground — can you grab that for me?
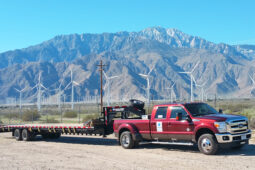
[0,132,255,170]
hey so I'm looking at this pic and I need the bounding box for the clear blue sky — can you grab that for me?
[0,0,254,52]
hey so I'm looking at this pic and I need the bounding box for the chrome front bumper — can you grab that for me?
[215,130,252,143]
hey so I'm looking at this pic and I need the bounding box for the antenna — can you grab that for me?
[179,61,200,102]
[103,71,120,106]
[139,66,154,104]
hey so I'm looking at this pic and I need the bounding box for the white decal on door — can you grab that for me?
[156,122,163,132]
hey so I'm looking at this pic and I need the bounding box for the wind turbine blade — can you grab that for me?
[148,66,154,75]
[249,74,255,84]
[109,75,119,79]
[41,84,47,90]
[14,88,21,92]
[73,81,79,86]
[191,75,197,85]
[191,61,200,73]
[171,82,176,88]
[58,79,65,89]
[64,82,72,90]
[139,73,148,77]
[20,87,27,92]
[31,84,38,91]
[103,71,108,79]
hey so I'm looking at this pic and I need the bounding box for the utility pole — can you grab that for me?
[97,60,106,113]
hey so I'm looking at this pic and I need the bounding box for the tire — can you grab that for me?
[14,129,22,141]
[49,133,61,139]
[198,134,219,155]
[120,131,134,149]
[41,133,50,139]
[22,129,31,141]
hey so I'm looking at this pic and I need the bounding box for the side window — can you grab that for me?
[155,107,168,119]
[170,106,187,120]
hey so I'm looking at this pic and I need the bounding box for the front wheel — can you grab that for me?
[198,134,219,155]
[120,131,134,149]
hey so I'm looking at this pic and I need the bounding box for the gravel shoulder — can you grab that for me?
[0,132,255,170]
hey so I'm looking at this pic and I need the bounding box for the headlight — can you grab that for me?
[214,122,227,133]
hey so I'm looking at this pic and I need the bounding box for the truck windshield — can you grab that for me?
[184,103,218,117]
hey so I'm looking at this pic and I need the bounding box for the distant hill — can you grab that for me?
[0,27,255,104]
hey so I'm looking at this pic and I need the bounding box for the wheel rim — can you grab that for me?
[23,131,27,139]
[201,138,212,152]
[121,134,130,147]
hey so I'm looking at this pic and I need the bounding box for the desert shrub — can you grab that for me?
[82,114,98,122]
[4,113,20,120]
[22,110,41,121]
[44,117,60,123]
[250,118,255,129]
[63,111,77,118]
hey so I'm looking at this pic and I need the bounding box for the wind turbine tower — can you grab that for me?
[31,72,47,112]
[166,82,175,103]
[139,67,154,104]
[14,87,27,121]
[64,69,79,110]
[179,61,200,102]
[103,71,119,106]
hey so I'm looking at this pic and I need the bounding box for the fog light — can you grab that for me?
[223,136,229,141]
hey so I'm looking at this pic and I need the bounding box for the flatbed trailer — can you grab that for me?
[0,100,146,141]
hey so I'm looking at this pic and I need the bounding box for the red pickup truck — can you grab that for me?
[114,102,252,155]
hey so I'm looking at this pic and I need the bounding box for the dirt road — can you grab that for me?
[0,132,255,170]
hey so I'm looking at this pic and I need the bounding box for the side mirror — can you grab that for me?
[186,115,192,122]
[176,112,183,121]
[219,109,223,114]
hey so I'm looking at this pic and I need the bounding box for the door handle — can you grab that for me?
[168,122,171,125]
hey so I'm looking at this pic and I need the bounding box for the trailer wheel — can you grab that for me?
[41,134,50,139]
[198,134,218,155]
[14,129,22,141]
[22,129,31,141]
[49,133,61,139]
[120,131,134,149]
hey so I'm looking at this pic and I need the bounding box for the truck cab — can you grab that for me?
[114,101,252,155]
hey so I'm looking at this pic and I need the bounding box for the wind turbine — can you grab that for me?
[179,61,200,102]
[139,66,154,104]
[249,74,255,97]
[249,74,255,86]
[166,82,175,103]
[103,71,119,106]
[14,87,27,121]
[64,69,79,110]
[31,72,47,112]
[193,78,206,102]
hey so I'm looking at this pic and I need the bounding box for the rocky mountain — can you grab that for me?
[0,27,255,104]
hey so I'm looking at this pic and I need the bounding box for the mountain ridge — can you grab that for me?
[0,27,255,103]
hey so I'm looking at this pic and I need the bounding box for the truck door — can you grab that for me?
[150,106,170,140]
[167,106,194,141]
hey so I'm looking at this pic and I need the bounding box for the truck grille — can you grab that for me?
[227,119,248,134]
